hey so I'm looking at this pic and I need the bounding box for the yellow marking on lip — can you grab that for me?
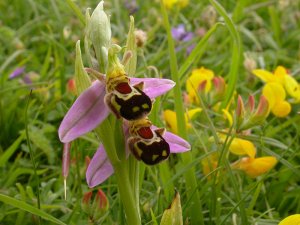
[152,154,159,161]
[135,146,143,157]
[132,106,140,112]
[162,150,167,157]
[142,103,149,109]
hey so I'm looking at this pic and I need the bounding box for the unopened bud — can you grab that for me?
[67,78,76,95]
[198,80,207,93]
[82,189,109,222]
[236,95,245,118]
[88,1,111,72]
[82,191,93,215]
[252,95,269,122]
[245,95,255,113]
[243,57,257,72]
[212,76,226,102]
[134,29,147,47]
[93,189,109,221]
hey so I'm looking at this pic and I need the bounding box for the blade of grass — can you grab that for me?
[0,132,25,167]
[25,90,41,224]
[160,1,204,224]
[0,194,66,225]
[65,0,85,26]
[209,0,241,110]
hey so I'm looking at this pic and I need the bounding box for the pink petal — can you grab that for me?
[163,130,191,153]
[151,125,191,153]
[130,78,175,99]
[86,145,114,188]
[58,81,110,143]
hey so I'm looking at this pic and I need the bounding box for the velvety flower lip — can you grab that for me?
[59,78,175,143]
[86,128,190,188]
[9,67,25,79]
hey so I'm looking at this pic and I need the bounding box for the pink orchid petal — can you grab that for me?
[151,125,191,153]
[58,81,109,143]
[130,78,175,99]
[86,145,114,188]
[163,130,191,153]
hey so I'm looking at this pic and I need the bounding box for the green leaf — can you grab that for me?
[160,191,183,225]
[75,40,91,95]
[0,193,66,225]
[209,0,241,110]
[0,132,25,167]
[124,16,137,75]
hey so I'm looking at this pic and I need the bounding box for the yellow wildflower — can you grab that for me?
[252,66,300,103]
[186,67,214,104]
[163,108,201,134]
[263,83,291,117]
[162,0,189,9]
[218,135,256,158]
[232,156,277,178]
[279,214,300,225]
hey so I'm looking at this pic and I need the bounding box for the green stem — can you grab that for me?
[94,118,140,225]
[160,2,204,224]
[114,162,141,225]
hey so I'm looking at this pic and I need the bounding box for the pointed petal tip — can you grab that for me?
[130,77,175,99]
[162,129,191,153]
[86,145,114,187]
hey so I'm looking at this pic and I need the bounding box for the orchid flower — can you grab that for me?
[58,75,191,187]
[86,126,191,187]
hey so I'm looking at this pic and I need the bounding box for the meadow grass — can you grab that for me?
[0,0,300,224]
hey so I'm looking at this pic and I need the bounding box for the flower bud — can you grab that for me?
[211,76,226,103]
[134,29,147,48]
[88,1,111,72]
[67,78,76,95]
[82,189,109,222]
[82,191,93,215]
[236,95,269,131]
[251,95,269,122]
[198,80,207,93]
[92,189,109,221]
[245,95,255,113]
[243,56,257,72]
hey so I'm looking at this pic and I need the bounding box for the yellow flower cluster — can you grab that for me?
[252,66,300,117]
[163,66,280,179]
